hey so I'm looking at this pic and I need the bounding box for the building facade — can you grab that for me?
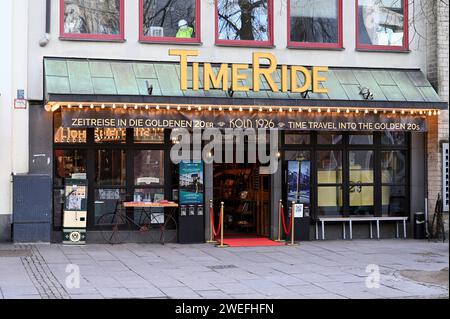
[1,0,448,243]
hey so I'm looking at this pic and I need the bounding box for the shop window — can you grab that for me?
[317,150,343,216]
[216,0,273,46]
[54,149,87,186]
[95,149,126,186]
[60,0,124,41]
[284,132,310,145]
[381,150,408,216]
[134,128,164,144]
[349,133,373,144]
[54,111,86,143]
[349,150,374,215]
[381,151,407,184]
[382,185,407,216]
[133,188,165,203]
[356,0,408,51]
[288,0,342,48]
[381,131,406,145]
[95,128,126,143]
[94,189,126,224]
[134,150,165,185]
[140,0,200,43]
[317,132,342,145]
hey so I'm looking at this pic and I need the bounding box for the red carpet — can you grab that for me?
[222,237,285,247]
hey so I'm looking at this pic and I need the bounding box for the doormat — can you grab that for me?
[222,237,285,247]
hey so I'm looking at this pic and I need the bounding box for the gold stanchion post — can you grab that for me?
[206,199,217,243]
[287,201,299,246]
[275,200,284,242]
[216,202,228,248]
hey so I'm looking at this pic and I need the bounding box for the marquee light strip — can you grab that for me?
[45,102,441,116]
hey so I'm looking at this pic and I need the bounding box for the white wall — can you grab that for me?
[0,0,29,218]
[27,0,429,100]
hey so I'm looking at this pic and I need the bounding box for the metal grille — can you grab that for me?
[443,142,449,212]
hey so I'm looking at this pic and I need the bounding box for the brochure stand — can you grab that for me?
[63,178,88,245]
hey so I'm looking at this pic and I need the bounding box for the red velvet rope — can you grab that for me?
[281,205,293,236]
[210,206,222,237]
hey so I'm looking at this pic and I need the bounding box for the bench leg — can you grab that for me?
[315,222,319,240]
[321,221,325,240]
[376,220,380,239]
[343,222,346,240]
[396,222,399,238]
[369,222,373,239]
[403,220,407,239]
[349,220,353,240]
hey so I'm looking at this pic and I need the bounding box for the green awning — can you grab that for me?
[44,57,446,108]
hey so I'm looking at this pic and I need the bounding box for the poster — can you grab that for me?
[287,161,300,203]
[287,160,310,205]
[179,161,204,204]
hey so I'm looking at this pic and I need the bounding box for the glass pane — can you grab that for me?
[54,111,86,143]
[349,186,374,215]
[317,186,343,216]
[382,185,407,216]
[95,149,126,185]
[143,0,197,38]
[133,188,165,202]
[94,189,126,224]
[53,189,65,228]
[284,132,310,144]
[381,151,407,184]
[285,151,310,161]
[317,151,342,183]
[63,0,121,35]
[358,0,404,47]
[381,131,406,145]
[134,150,164,185]
[54,150,87,186]
[290,0,339,43]
[95,128,126,143]
[317,133,342,144]
[286,160,311,204]
[217,0,269,41]
[134,128,164,144]
[349,133,373,144]
[349,150,374,183]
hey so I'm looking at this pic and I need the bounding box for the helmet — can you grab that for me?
[178,19,188,28]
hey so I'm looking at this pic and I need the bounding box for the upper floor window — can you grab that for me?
[288,0,343,49]
[140,0,200,43]
[356,0,409,51]
[216,0,273,46]
[60,0,125,41]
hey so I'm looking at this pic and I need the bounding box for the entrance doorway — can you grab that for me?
[213,162,270,238]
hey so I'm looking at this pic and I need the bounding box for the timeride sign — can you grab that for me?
[62,108,427,132]
[168,50,328,94]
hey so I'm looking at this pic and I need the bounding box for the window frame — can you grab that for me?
[139,0,201,44]
[355,0,409,52]
[287,0,343,49]
[215,0,274,47]
[59,0,125,41]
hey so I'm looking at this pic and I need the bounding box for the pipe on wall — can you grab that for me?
[39,0,51,47]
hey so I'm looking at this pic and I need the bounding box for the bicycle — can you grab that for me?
[97,200,178,245]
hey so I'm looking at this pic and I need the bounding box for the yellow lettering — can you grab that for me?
[232,64,249,91]
[281,65,288,93]
[204,63,228,91]
[193,62,199,90]
[291,66,311,93]
[252,52,278,92]
[312,66,328,93]
[168,49,199,90]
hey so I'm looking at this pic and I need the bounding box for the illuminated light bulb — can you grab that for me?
[410,110,414,115]
[78,104,83,109]
[392,110,396,114]
[156,105,160,110]
[259,107,263,112]
[124,104,129,110]
[229,106,233,111]
[428,110,432,116]
[374,109,377,114]
[365,109,369,114]
[239,107,243,112]
[288,108,293,112]
[188,105,192,111]
[383,110,386,114]
[68,104,72,109]
[134,105,139,110]
[177,105,181,111]
[208,106,212,111]
[249,107,253,112]
[90,103,94,109]
[101,104,105,109]
[279,107,283,112]
[337,108,341,113]
[419,110,423,115]
[355,109,359,114]
[112,104,116,109]
[276,152,281,158]
[298,108,303,112]
[401,110,405,114]
[327,108,331,113]
[308,108,312,113]
[346,108,350,113]
[437,110,441,115]
[433,110,437,116]
[198,106,202,111]
[318,108,321,113]
[269,107,273,112]
[167,105,171,110]
[219,106,223,111]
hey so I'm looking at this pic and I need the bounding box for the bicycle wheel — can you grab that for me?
[148,213,177,244]
[97,212,131,244]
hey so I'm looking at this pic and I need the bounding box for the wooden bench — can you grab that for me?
[315,216,408,240]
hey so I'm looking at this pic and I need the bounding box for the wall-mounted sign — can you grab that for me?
[179,161,204,205]
[63,108,427,132]
[14,98,27,109]
[169,50,328,94]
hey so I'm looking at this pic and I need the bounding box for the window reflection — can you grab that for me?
[381,131,406,145]
[284,132,310,145]
[317,151,342,183]
[134,150,164,185]
[317,186,343,216]
[317,133,342,144]
[349,133,373,145]
[381,151,406,184]
[94,189,126,224]
[95,149,126,185]
[382,186,407,216]
[54,149,87,186]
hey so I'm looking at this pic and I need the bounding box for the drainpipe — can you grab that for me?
[39,0,51,47]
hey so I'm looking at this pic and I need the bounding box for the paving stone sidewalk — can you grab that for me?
[0,239,448,299]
